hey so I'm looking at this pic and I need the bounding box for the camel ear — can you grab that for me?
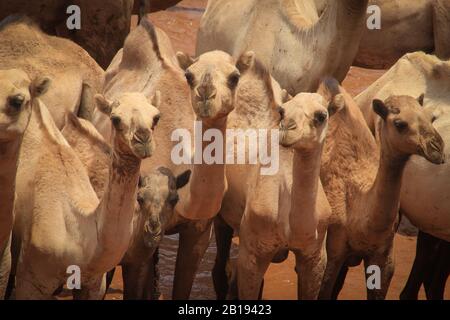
[176,169,191,189]
[281,89,293,103]
[30,76,51,97]
[236,51,255,73]
[328,93,345,116]
[95,94,117,115]
[151,90,161,109]
[176,52,195,70]
[417,93,425,107]
[373,99,389,120]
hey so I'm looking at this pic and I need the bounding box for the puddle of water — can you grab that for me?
[158,232,238,300]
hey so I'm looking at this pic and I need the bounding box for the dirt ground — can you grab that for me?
[106,0,449,300]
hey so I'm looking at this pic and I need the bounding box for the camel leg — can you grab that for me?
[122,263,146,300]
[212,215,234,300]
[331,265,349,300]
[145,248,161,300]
[73,275,106,300]
[433,0,450,60]
[0,234,11,299]
[364,248,395,300]
[400,231,439,300]
[172,220,213,299]
[15,272,57,300]
[426,239,450,300]
[105,267,116,296]
[318,226,348,300]
[236,234,274,300]
[294,243,327,300]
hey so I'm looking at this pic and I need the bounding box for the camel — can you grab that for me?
[0,1,184,68]
[0,69,49,299]
[400,231,450,300]
[354,0,450,69]
[318,80,445,300]
[112,168,191,300]
[355,52,450,299]
[0,16,104,128]
[92,18,242,299]
[236,94,337,300]
[51,114,191,300]
[356,52,450,242]
[196,0,369,94]
[9,89,161,299]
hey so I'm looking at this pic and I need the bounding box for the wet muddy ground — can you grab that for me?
[105,0,449,300]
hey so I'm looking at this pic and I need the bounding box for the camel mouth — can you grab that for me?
[132,141,154,159]
[143,228,162,248]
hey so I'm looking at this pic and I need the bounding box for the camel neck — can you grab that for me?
[289,147,322,242]
[0,139,21,245]
[178,117,228,219]
[93,135,141,273]
[368,140,409,232]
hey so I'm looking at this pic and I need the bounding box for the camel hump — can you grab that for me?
[0,14,38,31]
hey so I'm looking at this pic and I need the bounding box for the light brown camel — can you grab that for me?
[356,52,450,243]
[0,16,104,128]
[236,94,336,300]
[354,0,450,69]
[92,18,241,299]
[0,69,49,299]
[61,113,192,299]
[354,52,450,299]
[10,91,160,299]
[318,81,445,300]
[196,0,369,94]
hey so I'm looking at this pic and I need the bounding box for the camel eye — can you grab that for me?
[185,71,195,87]
[137,194,145,206]
[394,119,408,132]
[227,72,240,89]
[9,94,25,110]
[111,115,122,129]
[152,114,160,129]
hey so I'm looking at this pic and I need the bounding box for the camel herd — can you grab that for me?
[0,0,449,300]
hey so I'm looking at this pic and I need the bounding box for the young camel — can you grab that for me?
[0,69,49,298]
[59,114,191,300]
[11,91,161,299]
[237,92,336,300]
[318,82,445,300]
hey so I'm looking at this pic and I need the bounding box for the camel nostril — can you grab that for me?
[135,129,150,143]
[197,84,216,101]
[314,110,328,125]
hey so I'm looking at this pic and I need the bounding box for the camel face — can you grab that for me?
[179,51,240,121]
[0,69,44,142]
[373,95,445,164]
[95,92,161,159]
[138,168,191,248]
[279,93,329,150]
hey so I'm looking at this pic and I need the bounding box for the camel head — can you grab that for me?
[279,93,333,150]
[0,69,50,142]
[94,91,161,159]
[177,50,243,122]
[137,167,191,248]
[373,95,445,164]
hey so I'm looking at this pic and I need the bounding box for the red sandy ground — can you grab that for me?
[106,0,449,300]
